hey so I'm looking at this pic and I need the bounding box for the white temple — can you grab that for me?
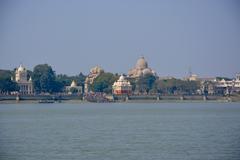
[15,65,33,95]
[112,75,132,95]
[65,80,83,94]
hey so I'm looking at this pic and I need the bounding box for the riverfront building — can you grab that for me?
[234,74,240,91]
[202,74,240,95]
[15,65,33,95]
[112,75,132,95]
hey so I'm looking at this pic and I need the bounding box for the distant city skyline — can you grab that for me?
[1,0,240,78]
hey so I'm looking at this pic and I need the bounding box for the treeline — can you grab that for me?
[0,64,200,95]
[0,70,19,93]
[153,78,200,95]
[32,64,86,93]
[90,73,200,95]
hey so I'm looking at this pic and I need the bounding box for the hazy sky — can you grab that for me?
[0,0,240,78]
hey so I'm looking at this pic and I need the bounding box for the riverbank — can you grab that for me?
[0,95,240,104]
[0,100,238,105]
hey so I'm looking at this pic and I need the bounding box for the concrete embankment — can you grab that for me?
[0,94,240,103]
[0,95,82,101]
[113,95,240,102]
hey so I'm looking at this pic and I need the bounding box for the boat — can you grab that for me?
[38,99,55,103]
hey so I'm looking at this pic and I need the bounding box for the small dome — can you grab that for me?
[119,75,125,81]
[70,80,77,87]
[18,65,26,72]
[136,57,148,69]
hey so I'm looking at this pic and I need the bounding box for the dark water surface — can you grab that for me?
[0,103,240,160]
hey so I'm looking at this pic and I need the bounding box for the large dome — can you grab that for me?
[136,57,148,69]
[128,57,157,78]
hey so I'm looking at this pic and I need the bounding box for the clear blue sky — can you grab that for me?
[0,0,239,78]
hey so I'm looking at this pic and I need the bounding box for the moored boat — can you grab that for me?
[38,99,55,103]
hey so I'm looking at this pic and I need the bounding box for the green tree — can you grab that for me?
[91,72,118,94]
[0,69,19,93]
[135,75,156,94]
[56,74,72,86]
[153,78,200,95]
[32,64,63,93]
[0,69,14,79]
[178,80,200,94]
[76,72,86,85]
[27,70,33,80]
[0,77,19,93]
[56,72,86,86]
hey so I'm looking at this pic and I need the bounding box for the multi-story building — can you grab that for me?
[233,74,240,93]
[213,74,240,95]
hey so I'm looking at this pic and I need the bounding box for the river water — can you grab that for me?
[0,102,240,160]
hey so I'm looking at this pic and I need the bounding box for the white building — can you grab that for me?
[214,74,240,94]
[215,79,233,88]
[65,80,83,94]
[15,65,33,95]
[233,74,240,92]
